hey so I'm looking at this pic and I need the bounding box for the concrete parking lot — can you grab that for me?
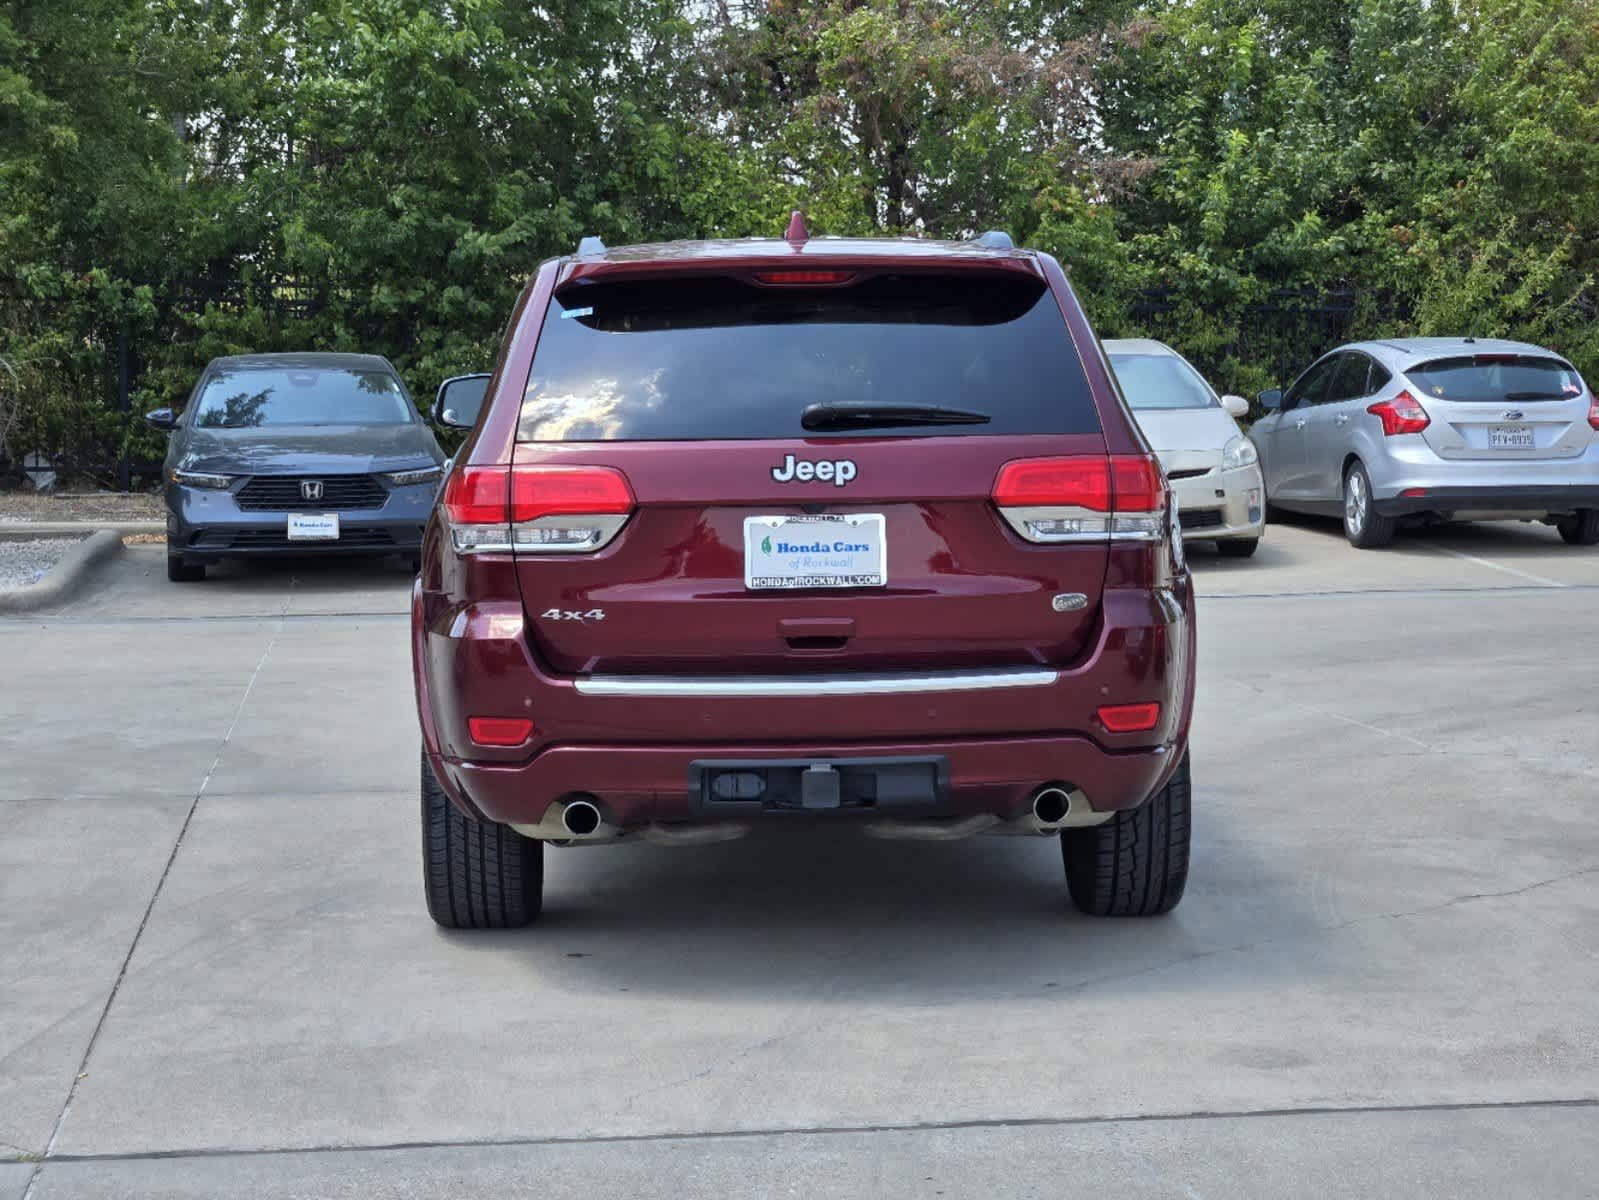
[3,517,1597,1198]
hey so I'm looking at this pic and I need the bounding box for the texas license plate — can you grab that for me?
[287,513,340,540]
[744,514,886,590]
[1488,425,1535,450]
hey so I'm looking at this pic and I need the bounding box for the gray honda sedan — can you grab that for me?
[1249,338,1599,548]
[147,353,445,581]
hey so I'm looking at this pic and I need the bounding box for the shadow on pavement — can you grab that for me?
[439,809,1314,1005]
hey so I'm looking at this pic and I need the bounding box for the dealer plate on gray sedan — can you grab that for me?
[744,514,886,590]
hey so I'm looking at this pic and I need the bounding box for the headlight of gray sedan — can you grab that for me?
[1221,434,1259,470]
[382,466,444,487]
[169,468,234,489]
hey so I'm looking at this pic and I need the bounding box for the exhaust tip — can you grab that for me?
[561,798,603,838]
[1031,785,1073,826]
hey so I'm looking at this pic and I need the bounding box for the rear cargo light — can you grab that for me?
[752,270,856,286]
[443,464,634,554]
[1367,390,1430,436]
[1097,702,1161,733]
[467,716,535,747]
[992,455,1169,543]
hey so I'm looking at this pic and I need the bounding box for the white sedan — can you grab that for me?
[1104,338,1265,557]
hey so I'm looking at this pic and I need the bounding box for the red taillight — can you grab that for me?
[1367,390,1431,436]
[443,464,635,554]
[992,457,1113,511]
[442,466,510,524]
[991,455,1166,513]
[467,716,534,747]
[752,270,856,286]
[509,465,634,523]
[1588,397,1598,431]
[1097,702,1161,733]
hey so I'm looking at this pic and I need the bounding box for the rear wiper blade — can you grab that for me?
[800,402,992,431]
[1502,391,1571,401]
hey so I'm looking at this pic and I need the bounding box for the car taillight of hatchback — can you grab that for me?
[411,215,1196,929]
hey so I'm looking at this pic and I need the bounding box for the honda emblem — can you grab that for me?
[300,479,324,502]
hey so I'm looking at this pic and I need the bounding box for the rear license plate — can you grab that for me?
[287,513,340,541]
[744,514,886,590]
[1488,424,1535,450]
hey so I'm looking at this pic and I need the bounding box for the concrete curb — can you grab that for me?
[0,529,124,614]
[0,520,164,538]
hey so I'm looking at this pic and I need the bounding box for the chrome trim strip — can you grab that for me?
[575,667,1059,698]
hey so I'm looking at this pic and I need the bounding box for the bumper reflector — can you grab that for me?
[1097,703,1161,733]
[468,717,535,747]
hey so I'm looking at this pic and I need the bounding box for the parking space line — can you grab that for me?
[1422,543,1566,589]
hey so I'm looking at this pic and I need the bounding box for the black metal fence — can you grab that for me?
[7,282,1392,491]
[1129,286,1391,390]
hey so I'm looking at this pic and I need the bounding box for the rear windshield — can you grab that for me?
[1405,355,1585,404]
[518,274,1098,441]
[193,367,411,428]
[1108,352,1218,411]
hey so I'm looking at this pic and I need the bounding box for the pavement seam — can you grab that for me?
[28,1096,1599,1167]
[0,610,406,628]
[20,604,290,1199]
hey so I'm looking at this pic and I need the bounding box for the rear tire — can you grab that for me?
[1062,753,1191,917]
[1343,463,1396,548]
[421,750,543,929]
[1216,537,1259,558]
[1556,509,1599,546]
[166,553,205,582]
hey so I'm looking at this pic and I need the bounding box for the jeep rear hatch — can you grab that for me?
[501,272,1121,675]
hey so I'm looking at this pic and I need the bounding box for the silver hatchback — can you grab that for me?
[1249,338,1599,547]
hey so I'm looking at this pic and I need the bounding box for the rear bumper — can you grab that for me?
[1374,485,1599,518]
[413,572,1197,828]
[438,736,1180,827]
[1366,443,1599,515]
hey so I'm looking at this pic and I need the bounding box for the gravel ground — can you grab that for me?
[0,536,85,588]
[0,490,163,523]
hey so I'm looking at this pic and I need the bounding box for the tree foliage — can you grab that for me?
[1,0,1595,482]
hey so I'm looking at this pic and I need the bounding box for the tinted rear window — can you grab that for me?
[1406,355,1584,403]
[518,275,1098,441]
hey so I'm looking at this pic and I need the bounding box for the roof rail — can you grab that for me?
[577,235,607,256]
[972,230,1014,250]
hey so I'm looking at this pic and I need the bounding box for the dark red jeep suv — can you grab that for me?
[412,218,1196,928]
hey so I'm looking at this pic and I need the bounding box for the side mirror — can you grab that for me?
[1222,394,1249,418]
[145,408,178,431]
[433,374,491,429]
[1256,389,1283,412]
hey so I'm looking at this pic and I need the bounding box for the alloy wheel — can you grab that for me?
[1345,469,1368,536]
